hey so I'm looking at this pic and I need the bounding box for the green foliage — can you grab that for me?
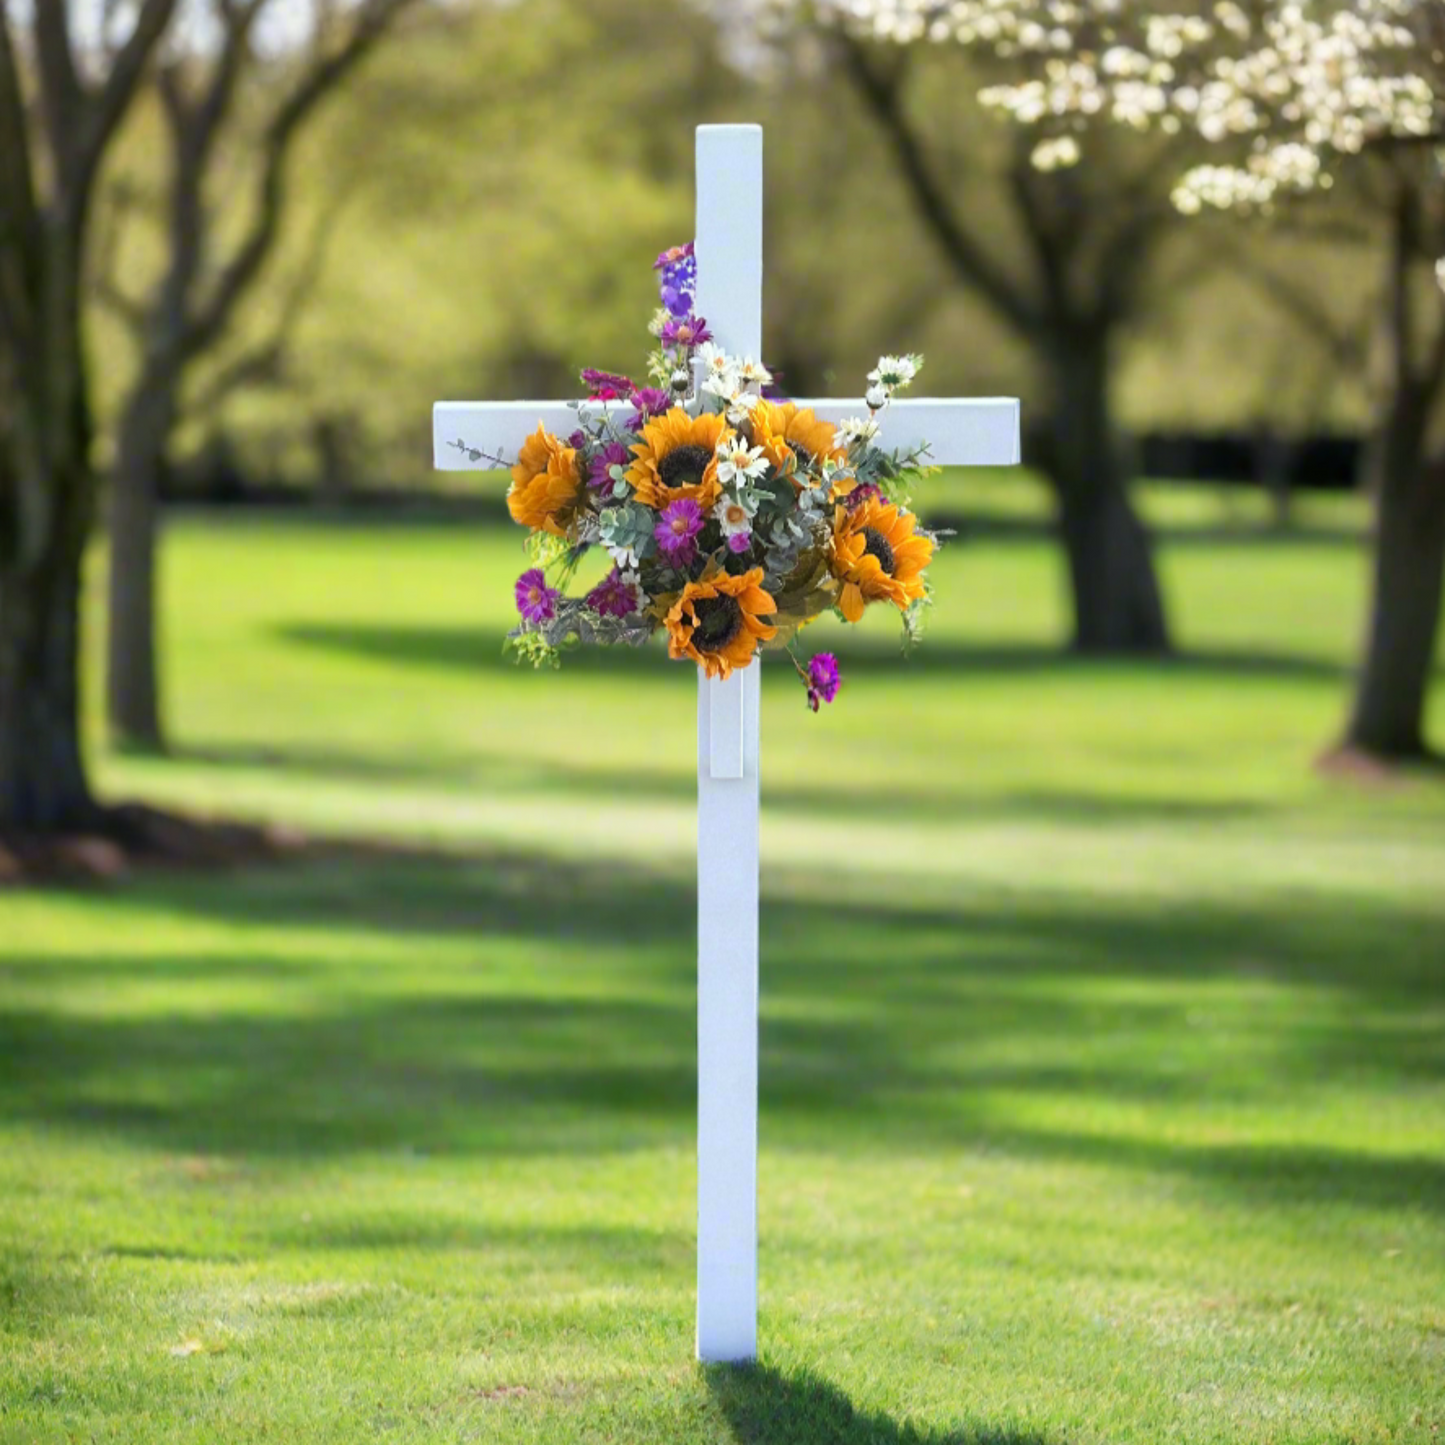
[86,0,1381,496]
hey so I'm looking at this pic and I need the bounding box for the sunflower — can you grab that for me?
[626,408,731,510]
[752,401,844,483]
[508,425,583,536]
[665,568,778,679]
[828,496,934,623]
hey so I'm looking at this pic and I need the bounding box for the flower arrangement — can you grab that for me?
[478,241,943,710]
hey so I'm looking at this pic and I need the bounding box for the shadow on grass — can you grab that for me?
[275,622,1363,684]
[3,845,1442,1215]
[169,738,1283,825]
[706,1362,1052,1445]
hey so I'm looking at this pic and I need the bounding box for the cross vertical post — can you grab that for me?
[693,123,762,1366]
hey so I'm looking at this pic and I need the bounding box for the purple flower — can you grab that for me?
[652,241,695,274]
[567,429,586,450]
[807,653,841,708]
[661,313,711,349]
[654,497,705,563]
[588,440,631,490]
[515,567,559,625]
[654,241,697,318]
[660,283,693,318]
[626,387,671,431]
[844,483,883,511]
[581,368,635,401]
[726,530,752,555]
[586,568,639,618]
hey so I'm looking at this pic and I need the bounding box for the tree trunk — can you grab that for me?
[0,510,99,833]
[106,381,173,751]
[1041,335,1171,654]
[1342,393,1445,760]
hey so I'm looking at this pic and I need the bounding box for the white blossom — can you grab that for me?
[714,436,769,485]
[697,342,736,381]
[713,494,758,538]
[837,414,881,447]
[618,569,646,610]
[868,353,920,388]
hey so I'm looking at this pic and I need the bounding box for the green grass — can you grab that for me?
[2,492,1444,1443]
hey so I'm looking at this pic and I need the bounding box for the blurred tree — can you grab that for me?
[753,3,1202,653]
[96,0,417,752]
[958,0,1444,762]
[0,0,176,834]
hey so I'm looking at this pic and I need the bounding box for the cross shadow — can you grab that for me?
[705,1362,1054,1445]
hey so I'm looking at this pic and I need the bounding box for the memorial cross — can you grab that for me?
[434,123,1020,1364]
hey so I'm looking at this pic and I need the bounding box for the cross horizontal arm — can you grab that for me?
[434,400,615,471]
[792,397,1019,467]
[433,395,1020,471]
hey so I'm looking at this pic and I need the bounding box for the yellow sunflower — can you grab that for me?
[828,496,934,623]
[753,401,844,483]
[626,408,730,510]
[507,425,583,536]
[665,568,778,679]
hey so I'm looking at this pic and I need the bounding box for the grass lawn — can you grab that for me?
[2,489,1443,1443]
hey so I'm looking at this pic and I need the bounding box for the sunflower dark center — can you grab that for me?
[658,444,712,490]
[691,594,743,649]
[789,439,813,466]
[860,526,895,574]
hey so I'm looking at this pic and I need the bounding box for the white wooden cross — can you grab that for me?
[434,124,1019,1364]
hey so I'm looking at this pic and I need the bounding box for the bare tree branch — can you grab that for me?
[184,0,414,353]
[32,0,82,174]
[0,7,40,353]
[75,0,180,211]
[834,29,1041,337]
[185,180,352,416]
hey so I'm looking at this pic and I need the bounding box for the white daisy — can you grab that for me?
[837,415,880,447]
[703,374,760,424]
[605,540,642,569]
[735,357,773,386]
[725,391,760,425]
[714,437,768,486]
[864,383,889,410]
[618,569,646,611]
[867,354,918,388]
[696,342,736,380]
[713,494,756,539]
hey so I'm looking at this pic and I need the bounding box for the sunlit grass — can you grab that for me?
[2,501,1442,1444]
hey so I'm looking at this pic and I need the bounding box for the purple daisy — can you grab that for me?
[567,429,586,450]
[726,530,752,555]
[626,387,671,431]
[589,440,631,490]
[581,368,635,401]
[586,568,639,618]
[661,313,712,349]
[654,497,705,563]
[515,567,559,625]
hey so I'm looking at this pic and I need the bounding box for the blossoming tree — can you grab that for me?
[952,0,1444,762]
[756,0,1203,654]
